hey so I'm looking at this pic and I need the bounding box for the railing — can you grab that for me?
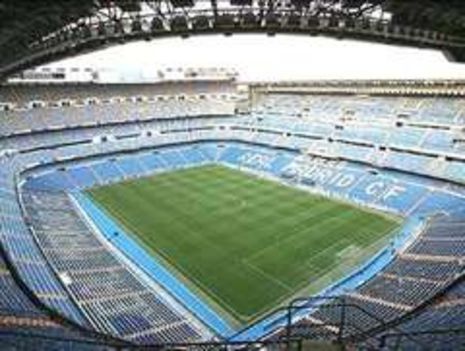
[3,295,464,350]
[277,296,430,349]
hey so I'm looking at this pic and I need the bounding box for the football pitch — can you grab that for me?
[87,164,400,324]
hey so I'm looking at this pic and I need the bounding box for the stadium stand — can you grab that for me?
[0,81,465,349]
[0,232,129,350]
[1,0,465,346]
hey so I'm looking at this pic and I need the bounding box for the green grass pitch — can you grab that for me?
[87,164,400,325]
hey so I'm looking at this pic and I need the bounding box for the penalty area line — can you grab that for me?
[241,259,293,292]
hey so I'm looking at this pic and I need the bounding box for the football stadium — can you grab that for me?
[1,1,465,350]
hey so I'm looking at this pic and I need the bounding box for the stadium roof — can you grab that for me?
[1,0,465,80]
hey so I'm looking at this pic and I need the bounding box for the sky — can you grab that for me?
[54,34,465,82]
